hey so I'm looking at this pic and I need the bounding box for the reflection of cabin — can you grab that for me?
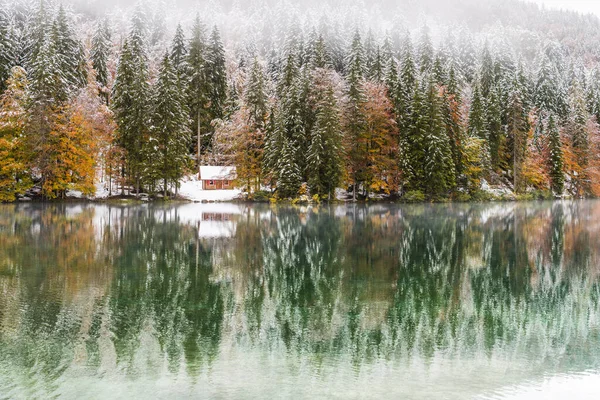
[199,166,236,190]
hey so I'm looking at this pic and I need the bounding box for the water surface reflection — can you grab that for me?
[1,201,600,399]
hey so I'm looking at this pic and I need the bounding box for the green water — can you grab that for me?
[1,201,600,399]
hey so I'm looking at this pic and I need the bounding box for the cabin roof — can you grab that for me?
[199,166,236,180]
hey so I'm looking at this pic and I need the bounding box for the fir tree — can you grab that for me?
[547,114,564,195]
[423,78,455,197]
[91,19,111,88]
[345,30,367,199]
[308,84,343,199]
[245,57,268,130]
[187,15,211,162]
[206,26,227,123]
[0,8,15,93]
[111,20,151,195]
[170,24,188,82]
[51,5,87,89]
[468,83,488,140]
[418,25,434,74]
[150,54,191,196]
[506,90,528,192]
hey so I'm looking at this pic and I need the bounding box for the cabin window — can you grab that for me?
[209,180,214,185]
[223,180,229,187]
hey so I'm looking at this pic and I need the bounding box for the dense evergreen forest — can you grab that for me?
[2,0,600,201]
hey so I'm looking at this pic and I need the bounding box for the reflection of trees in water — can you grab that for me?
[1,201,600,389]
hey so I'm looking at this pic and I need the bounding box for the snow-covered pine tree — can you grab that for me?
[468,83,488,140]
[187,15,211,162]
[423,78,455,198]
[111,15,151,195]
[51,5,87,89]
[506,90,528,193]
[150,53,191,197]
[345,29,367,199]
[547,114,564,195]
[311,34,331,69]
[245,57,268,130]
[170,24,188,83]
[206,26,227,123]
[308,82,343,199]
[0,8,15,93]
[418,25,434,74]
[91,18,111,89]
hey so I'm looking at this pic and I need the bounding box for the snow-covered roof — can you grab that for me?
[199,166,236,180]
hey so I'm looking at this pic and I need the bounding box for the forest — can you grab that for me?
[2,0,600,201]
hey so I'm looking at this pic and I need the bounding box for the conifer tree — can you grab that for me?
[443,66,465,185]
[91,19,111,89]
[206,26,227,123]
[112,17,151,195]
[468,83,487,140]
[187,15,211,163]
[423,78,455,197]
[52,5,87,89]
[308,83,343,199]
[547,114,564,195]
[345,30,367,199]
[506,91,528,192]
[170,24,188,82]
[245,57,268,130]
[311,34,331,69]
[0,9,15,93]
[150,54,191,196]
[418,26,434,74]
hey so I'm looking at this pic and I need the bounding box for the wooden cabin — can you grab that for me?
[199,166,236,190]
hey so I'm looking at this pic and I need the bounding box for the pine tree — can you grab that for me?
[0,8,15,93]
[308,83,343,199]
[52,5,87,89]
[487,85,504,172]
[245,57,268,130]
[418,25,434,74]
[506,90,528,192]
[91,18,111,89]
[345,30,367,199]
[547,114,564,195]
[443,67,465,186]
[468,83,487,140]
[170,24,188,82]
[187,15,211,163]
[480,45,495,98]
[423,78,455,198]
[311,34,331,69]
[150,54,191,196]
[111,17,151,195]
[206,26,227,123]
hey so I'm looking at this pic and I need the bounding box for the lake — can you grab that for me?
[1,201,600,399]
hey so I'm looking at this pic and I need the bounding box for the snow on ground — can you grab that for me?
[179,175,242,202]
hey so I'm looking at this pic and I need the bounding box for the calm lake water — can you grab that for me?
[1,201,600,399]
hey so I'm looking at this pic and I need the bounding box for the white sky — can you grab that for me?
[531,0,600,16]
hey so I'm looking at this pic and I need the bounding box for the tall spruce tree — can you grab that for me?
[91,19,111,88]
[150,54,191,196]
[308,84,343,199]
[345,30,367,199]
[506,90,528,192]
[206,26,227,124]
[547,114,564,195]
[423,78,455,197]
[170,24,188,82]
[111,13,151,195]
[0,8,14,93]
[51,5,86,89]
[187,15,211,164]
